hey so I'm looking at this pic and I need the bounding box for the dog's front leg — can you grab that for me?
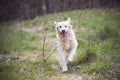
[68,47,77,62]
[59,51,68,72]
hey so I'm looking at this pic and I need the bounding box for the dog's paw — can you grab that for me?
[67,55,73,62]
[62,66,68,72]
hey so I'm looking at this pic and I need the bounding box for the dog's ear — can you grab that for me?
[54,21,57,25]
[67,17,71,23]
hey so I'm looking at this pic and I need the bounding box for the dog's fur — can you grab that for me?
[54,17,78,72]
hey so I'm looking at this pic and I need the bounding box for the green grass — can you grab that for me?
[0,8,120,80]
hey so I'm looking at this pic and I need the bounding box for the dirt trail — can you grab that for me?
[51,73,82,80]
[61,74,82,80]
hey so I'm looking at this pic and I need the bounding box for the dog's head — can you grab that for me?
[54,17,71,37]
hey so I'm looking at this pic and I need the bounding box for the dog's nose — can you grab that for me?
[62,30,65,34]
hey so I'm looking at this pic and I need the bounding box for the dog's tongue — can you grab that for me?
[62,32,66,37]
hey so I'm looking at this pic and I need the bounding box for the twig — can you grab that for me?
[45,46,57,60]
[42,36,46,64]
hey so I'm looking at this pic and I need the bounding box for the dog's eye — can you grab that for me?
[60,26,62,28]
[65,26,67,27]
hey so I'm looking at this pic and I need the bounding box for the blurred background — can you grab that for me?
[0,0,120,22]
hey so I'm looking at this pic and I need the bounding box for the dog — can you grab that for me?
[54,17,78,72]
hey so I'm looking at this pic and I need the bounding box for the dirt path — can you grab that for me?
[51,73,82,80]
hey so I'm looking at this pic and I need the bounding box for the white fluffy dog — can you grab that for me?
[54,17,78,72]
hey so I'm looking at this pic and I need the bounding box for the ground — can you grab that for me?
[0,8,120,80]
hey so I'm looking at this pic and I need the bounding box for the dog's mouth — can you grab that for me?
[61,30,67,37]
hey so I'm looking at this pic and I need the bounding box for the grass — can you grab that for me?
[0,8,120,80]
